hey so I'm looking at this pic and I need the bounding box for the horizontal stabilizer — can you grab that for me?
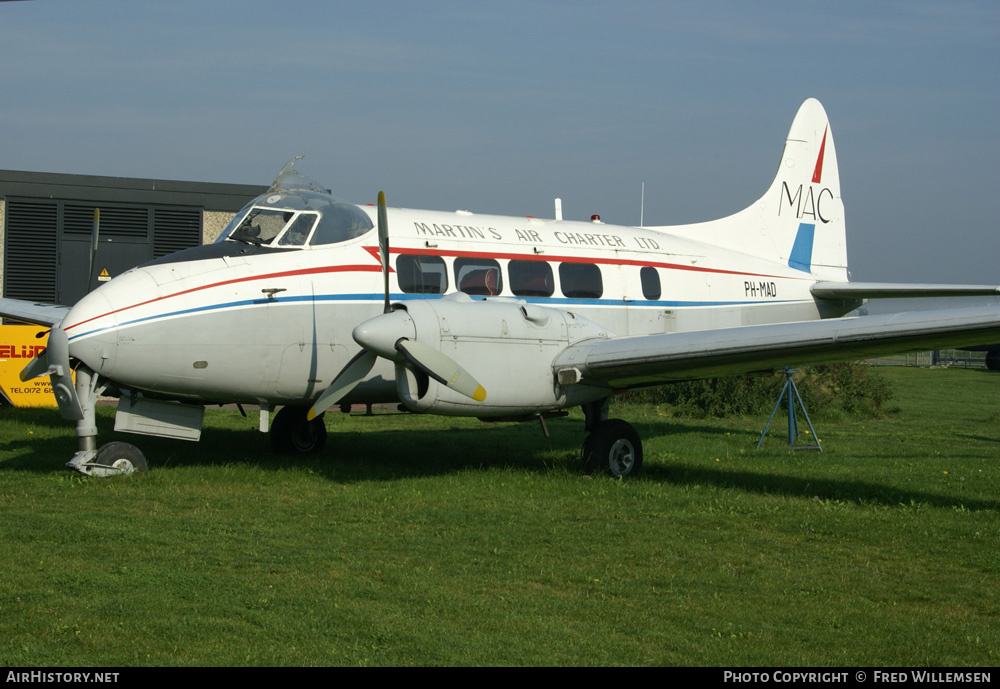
[811,282,1000,300]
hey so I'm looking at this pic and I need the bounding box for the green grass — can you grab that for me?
[0,367,997,666]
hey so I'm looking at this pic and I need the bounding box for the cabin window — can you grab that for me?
[640,266,661,300]
[396,255,448,294]
[455,257,503,296]
[559,263,603,299]
[509,260,554,297]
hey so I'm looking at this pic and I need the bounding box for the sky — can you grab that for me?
[1,0,997,286]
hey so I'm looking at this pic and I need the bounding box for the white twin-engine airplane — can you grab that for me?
[3,98,1000,478]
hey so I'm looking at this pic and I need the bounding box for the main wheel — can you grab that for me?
[985,350,1000,371]
[270,406,327,454]
[582,419,643,478]
[95,441,148,475]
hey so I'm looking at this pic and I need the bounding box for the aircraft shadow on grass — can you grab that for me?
[2,407,995,512]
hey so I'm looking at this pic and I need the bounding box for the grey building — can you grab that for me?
[1,170,265,308]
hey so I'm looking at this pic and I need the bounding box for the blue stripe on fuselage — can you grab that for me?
[67,293,805,342]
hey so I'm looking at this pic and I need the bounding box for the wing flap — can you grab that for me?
[811,282,1000,300]
[554,307,1000,388]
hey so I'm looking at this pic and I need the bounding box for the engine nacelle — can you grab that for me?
[392,294,612,416]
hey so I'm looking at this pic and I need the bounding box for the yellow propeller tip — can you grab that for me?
[378,190,386,206]
[473,386,487,402]
[306,409,318,421]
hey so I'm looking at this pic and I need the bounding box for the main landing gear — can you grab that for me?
[269,405,327,454]
[64,385,639,476]
[580,399,643,478]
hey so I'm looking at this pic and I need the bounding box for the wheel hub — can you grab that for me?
[608,439,635,476]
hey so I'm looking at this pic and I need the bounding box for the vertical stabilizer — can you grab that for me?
[655,99,848,281]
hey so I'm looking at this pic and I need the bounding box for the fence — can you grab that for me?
[866,350,991,368]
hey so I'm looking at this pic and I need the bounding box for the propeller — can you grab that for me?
[394,338,487,402]
[305,349,377,421]
[378,190,390,315]
[19,324,83,420]
[306,191,486,420]
[87,208,100,293]
[306,190,391,419]
[19,345,50,382]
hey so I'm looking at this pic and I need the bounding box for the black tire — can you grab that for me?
[985,351,1000,372]
[95,441,148,475]
[270,406,327,454]
[582,419,643,478]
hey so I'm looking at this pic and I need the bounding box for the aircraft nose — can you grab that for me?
[62,287,119,376]
[352,309,416,360]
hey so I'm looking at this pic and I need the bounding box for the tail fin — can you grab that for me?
[655,98,848,281]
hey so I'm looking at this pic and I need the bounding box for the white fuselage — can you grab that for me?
[60,205,846,407]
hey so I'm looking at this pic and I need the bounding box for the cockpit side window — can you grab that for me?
[220,189,374,249]
[277,213,318,246]
[309,203,374,245]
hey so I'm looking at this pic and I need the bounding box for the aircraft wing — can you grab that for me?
[553,306,1000,389]
[0,298,70,327]
[811,282,1000,300]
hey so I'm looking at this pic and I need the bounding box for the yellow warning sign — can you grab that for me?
[0,326,66,407]
[97,267,111,282]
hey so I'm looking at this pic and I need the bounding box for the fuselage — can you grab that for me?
[59,194,852,407]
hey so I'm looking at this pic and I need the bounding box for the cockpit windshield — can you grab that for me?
[216,158,374,248]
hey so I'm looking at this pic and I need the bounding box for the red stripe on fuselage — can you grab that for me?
[64,245,806,332]
[62,264,383,332]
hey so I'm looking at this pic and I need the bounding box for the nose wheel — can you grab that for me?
[93,441,148,476]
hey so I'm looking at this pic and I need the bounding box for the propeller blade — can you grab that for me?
[19,348,50,382]
[43,326,84,421]
[378,191,390,314]
[395,338,487,402]
[88,208,100,293]
[306,349,378,420]
[351,307,485,403]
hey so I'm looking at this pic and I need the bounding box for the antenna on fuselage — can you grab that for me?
[640,182,645,227]
[554,198,563,221]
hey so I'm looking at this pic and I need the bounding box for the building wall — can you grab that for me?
[1,170,264,306]
[203,210,235,244]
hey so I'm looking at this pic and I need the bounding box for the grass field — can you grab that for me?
[0,367,997,666]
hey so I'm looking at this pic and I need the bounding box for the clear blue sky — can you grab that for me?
[2,1,997,284]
